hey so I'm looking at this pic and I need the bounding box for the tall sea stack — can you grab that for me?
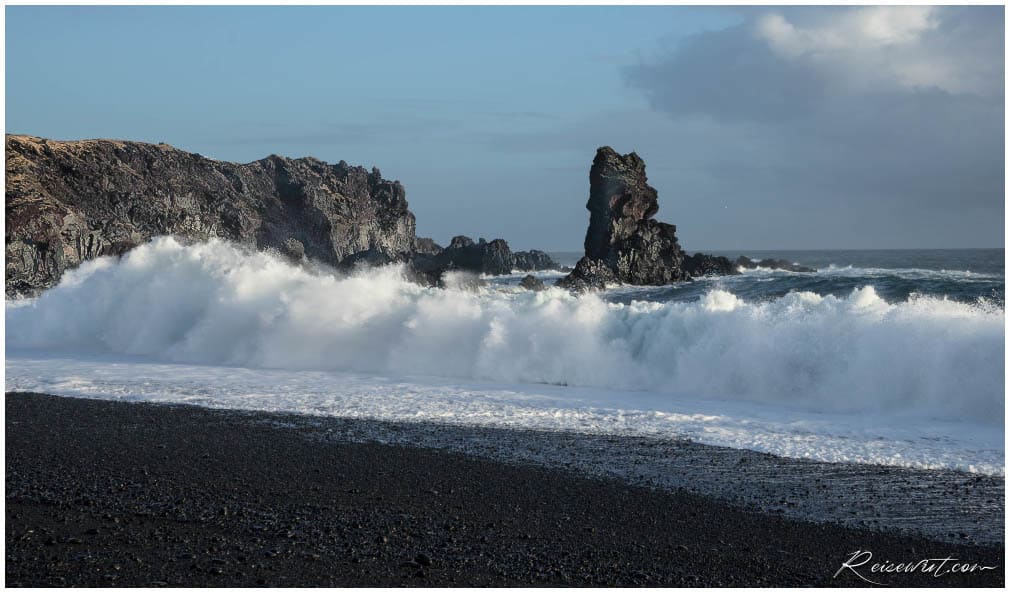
[558,147,691,291]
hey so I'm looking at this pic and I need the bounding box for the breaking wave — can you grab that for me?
[7,237,1004,424]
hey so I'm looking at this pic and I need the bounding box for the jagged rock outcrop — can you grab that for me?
[477,238,513,276]
[558,147,690,290]
[6,135,416,296]
[556,257,619,292]
[422,235,559,277]
[336,247,410,272]
[684,253,739,277]
[682,254,815,276]
[413,237,443,256]
[519,274,546,291]
[512,249,558,272]
[428,236,511,276]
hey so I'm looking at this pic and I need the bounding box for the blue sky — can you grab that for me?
[6,6,1003,250]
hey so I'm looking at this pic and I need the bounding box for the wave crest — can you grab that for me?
[7,237,1004,424]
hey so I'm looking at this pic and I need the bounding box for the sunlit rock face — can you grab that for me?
[5,134,416,296]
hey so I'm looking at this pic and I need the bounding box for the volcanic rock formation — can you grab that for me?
[410,236,560,279]
[683,253,739,277]
[5,135,558,296]
[6,135,807,297]
[557,147,816,291]
[512,249,558,272]
[413,237,443,256]
[558,147,691,291]
[5,135,416,296]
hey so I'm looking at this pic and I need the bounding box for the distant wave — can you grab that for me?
[816,264,1004,281]
[7,237,1005,425]
[732,263,1004,282]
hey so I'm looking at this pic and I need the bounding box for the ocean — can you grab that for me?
[5,239,1005,475]
[541,248,1004,306]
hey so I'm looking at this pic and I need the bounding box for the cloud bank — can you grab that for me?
[622,6,1003,247]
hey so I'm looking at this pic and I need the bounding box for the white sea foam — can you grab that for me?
[5,353,1003,474]
[816,263,1003,282]
[5,237,1005,472]
[7,236,1005,422]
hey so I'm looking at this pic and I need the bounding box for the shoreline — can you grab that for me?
[252,407,1005,546]
[6,381,1003,545]
[6,391,1004,587]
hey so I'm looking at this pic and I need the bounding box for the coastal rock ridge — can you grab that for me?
[5,135,557,296]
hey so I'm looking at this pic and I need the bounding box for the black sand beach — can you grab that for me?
[6,392,1004,587]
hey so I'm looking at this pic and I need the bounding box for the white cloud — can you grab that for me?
[753,7,996,96]
[854,6,938,45]
[756,7,938,56]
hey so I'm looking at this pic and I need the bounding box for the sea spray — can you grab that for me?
[7,237,1005,425]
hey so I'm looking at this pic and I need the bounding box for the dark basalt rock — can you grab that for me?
[6,134,562,294]
[512,249,559,272]
[426,236,558,277]
[5,135,416,296]
[583,147,659,261]
[610,220,691,285]
[339,239,550,288]
[448,235,475,250]
[735,256,815,273]
[413,237,443,256]
[684,253,739,277]
[432,236,512,276]
[559,147,690,291]
[556,257,619,292]
[479,239,514,276]
[337,248,409,272]
[557,147,817,292]
[404,254,445,287]
[519,275,545,292]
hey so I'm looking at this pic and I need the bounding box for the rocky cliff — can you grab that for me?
[6,135,565,296]
[6,135,417,296]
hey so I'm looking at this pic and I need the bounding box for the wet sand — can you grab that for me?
[6,392,1004,587]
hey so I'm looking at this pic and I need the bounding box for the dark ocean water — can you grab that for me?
[545,249,1005,306]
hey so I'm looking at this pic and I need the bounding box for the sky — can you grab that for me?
[5,5,1005,250]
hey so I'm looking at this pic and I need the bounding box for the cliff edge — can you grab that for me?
[6,134,415,295]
